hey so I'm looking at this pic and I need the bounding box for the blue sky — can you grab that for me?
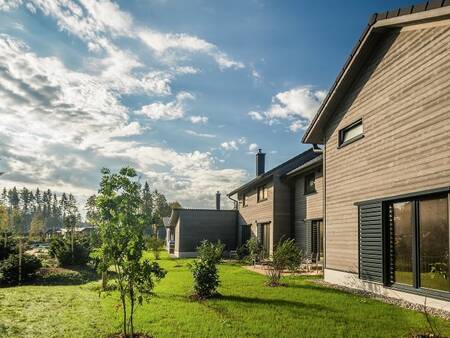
[0,0,415,211]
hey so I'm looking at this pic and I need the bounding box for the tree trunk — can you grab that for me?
[3,232,6,248]
[102,271,108,290]
[18,236,22,285]
[130,287,134,338]
[121,294,127,336]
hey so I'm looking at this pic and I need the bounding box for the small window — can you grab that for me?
[257,185,268,202]
[242,193,248,207]
[304,173,316,195]
[339,119,364,147]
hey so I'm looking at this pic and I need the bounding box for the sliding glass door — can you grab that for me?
[389,194,449,293]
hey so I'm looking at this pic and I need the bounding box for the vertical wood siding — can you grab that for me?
[324,23,450,273]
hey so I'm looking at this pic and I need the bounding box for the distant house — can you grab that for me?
[228,148,323,257]
[165,203,237,258]
[302,2,450,310]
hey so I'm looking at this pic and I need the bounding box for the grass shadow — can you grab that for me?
[33,266,101,286]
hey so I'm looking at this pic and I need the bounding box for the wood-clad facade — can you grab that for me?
[324,22,450,273]
[231,149,323,256]
[303,5,450,309]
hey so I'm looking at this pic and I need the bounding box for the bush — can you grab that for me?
[0,239,18,260]
[0,254,42,286]
[49,236,90,267]
[197,240,225,264]
[189,240,224,299]
[147,235,165,260]
[236,244,249,261]
[190,260,220,299]
[246,238,262,266]
[267,239,301,287]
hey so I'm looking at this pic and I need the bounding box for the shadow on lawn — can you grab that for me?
[214,294,331,312]
[33,266,102,285]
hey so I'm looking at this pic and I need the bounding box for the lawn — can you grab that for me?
[1,254,449,338]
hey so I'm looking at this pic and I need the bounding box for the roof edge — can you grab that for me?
[302,1,450,145]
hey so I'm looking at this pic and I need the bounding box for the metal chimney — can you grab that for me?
[256,149,265,176]
[216,191,221,210]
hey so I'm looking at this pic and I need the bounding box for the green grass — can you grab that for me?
[1,253,450,338]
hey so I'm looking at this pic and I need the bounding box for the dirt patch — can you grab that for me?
[106,333,153,338]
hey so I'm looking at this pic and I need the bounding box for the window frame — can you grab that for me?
[385,190,450,298]
[257,185,268,203]
[304,172,317,195]
[338,118,364,148]
[242,193,248,208]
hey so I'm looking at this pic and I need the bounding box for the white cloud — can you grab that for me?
[289,120,308,132]
[2,0,243,71]
[136,91,194,121]
[185,130,216,138]
[220,141,239,151]
[248,143,258,153]
[189,115,208,124]
[249,86,326,128]
[220,137,247,151]
[248,110,264,121]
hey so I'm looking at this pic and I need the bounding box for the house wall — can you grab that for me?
[293,167,323,252]
[237,181,274,251]
[323,23,450,273]
[175,210,237,257]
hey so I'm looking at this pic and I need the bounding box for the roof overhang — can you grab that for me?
[227,173,273,197]
[302,3,450,145]
[283,155,323,180]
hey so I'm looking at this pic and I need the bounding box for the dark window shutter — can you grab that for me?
[359,202,384,284]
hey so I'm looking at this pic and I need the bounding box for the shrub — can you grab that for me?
[147,235,165,260]
[189,240,224,299]
[267,239,301,287]
[0,254,42,286]
[197,240,225,264]
[246,238,262,266]
[236,244,249,261]
[49,236,90,267]
[0,239,18,260]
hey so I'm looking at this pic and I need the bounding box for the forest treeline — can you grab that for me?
[0,181,180,236]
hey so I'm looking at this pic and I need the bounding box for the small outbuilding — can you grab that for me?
[166,207,237,258]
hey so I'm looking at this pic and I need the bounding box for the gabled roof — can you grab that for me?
[302,1,450,144]
[167,208,236,228]
[227,148,321,196]
[283,154,323,179]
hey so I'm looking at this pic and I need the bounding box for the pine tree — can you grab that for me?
[29,212,45,240]
[142,182,153,235]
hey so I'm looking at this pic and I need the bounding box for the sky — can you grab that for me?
[0,0,416,212]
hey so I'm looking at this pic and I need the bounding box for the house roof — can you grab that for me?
[283,154,323,179]
[227,148,321,196]
[162,217,170,228]
[167,208,236,228]
[302,1,450,144]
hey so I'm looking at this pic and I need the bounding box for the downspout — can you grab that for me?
[227,193,239,250]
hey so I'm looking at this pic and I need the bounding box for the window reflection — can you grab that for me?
[419,197,449,292]
[393,201,413,285]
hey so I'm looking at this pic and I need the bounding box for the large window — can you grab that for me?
[338,119,364,147]
[304,173,316,195]
[389,194,449,293]
[257,185,268,202]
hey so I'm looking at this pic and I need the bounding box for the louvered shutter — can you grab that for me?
[359,202,384,284]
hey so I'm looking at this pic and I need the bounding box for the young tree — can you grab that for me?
[0,202,9,247]
[65,194,80,260]
[95,167,166,337]
[266,239,302,286]
[29,212,45,240]
[85,194,99,225]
